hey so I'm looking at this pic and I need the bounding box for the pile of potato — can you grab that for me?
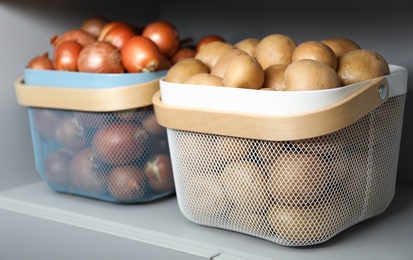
[164,34,390,91]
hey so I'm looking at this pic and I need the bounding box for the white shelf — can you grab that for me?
[1,179,412,260]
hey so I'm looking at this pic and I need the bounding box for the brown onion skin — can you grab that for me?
[53,40,83,71]
[92,123,149,165]
[98,21,135,41]
[27,52,54,70]
[144,153,174,193]
[107,165,147,201]
[157,54,172,70]
[142,21,180,58]
[77,41,124,73]
[68,148,107,195]
[54,115,87,150]
[121,36,162,72]
[100,26,137,50]
[196,34,226,52]
[51,29,97,48]
[33,109,61,139]
[44,150,73,188]
[170,47,196,64]
[80,16,109,38]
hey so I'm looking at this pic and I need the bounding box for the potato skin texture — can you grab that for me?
[284,59,341,91]
[164,58,209,83]
[255,34,297,69]
[223,54,264,89]
[337,49,390,86]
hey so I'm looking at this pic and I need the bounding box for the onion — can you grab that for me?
[80,16,110,38]
[158,54,172,70]
[53,41,83,71]
[100,26,137,50]
[51,29,97,48]
[170,47,196,64]
[27,52,54,70]
[196,34,226,52]
[98,21,135,41]
[142,21,180,58]
[121,36,162,72]
[77,41,124,73]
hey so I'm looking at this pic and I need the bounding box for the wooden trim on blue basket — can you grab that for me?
[14,77,161,112]
[153,77,389,141]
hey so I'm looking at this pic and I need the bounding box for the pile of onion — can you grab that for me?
[26,16,215,73]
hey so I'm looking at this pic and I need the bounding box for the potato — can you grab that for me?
[321,36,361,59]
[194,41,234,70]
[214,135,253,162]
[183,73,224,86]
[267,151,332,206]
[337,49,390,86]
[292,41,337,70]
[223,53,265,89]
[254,34,297,69]
[211,48,247,78]
[234,37,260,57]
[221,160,268,211]
[284,59,341,91]
[164,58,209,83]
[267,195,351,245]
[180,174,229,222]
[263,63,288,90]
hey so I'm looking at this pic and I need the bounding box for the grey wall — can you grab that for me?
[1,0,411,192]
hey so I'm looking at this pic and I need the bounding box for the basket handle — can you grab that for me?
[153,77,389,141]
[14,76,161,112]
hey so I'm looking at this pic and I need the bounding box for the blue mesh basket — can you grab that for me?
[16,69,175,203]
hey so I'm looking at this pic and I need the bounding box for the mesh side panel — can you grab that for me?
[167,95,406,246]
[28,106,174,203]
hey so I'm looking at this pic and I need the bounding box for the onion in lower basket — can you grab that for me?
[68,148,107,196]
[107,165,147,201]
[144,153,174,193]
[92,123,149,165]
[43,150,73,188]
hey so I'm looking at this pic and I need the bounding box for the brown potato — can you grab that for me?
[263,64,288,90]
[321,37,361,59]
[194,41,234,70]
[337,49,390,86]
[214,136,253,162]
[164,58,209,83]
[183,73,224,86]
[267,195,351,245]
[284,59,341,91]
[180,174,229,221]
[234,37,260,57]
[292,41,337,70]
[267,151,331,206]
[221,160,268,211]
[254,34,297,69]
[223,53,265,89]
[211,49,247,78]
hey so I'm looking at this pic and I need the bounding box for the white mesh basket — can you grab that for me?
[154,65,408,246]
